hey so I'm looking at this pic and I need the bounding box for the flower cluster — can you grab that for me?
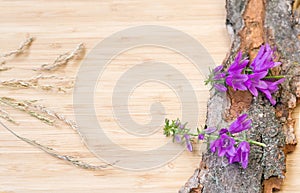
[209,114,251,169]
[206,44,285,105]
[163,114,266,169]
[164,119,193,151]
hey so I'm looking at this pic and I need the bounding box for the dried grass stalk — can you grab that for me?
[31,103,78,131]
[0,75,74,92]
[39,43,84,71]
[0,120,112,170]
[1,37,34,58]
[0,108,17,124]
[0,67,12,71]
[0,97,54,125]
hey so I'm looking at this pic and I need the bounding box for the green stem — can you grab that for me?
[172,124,267,147]
[187,132,266,147]
[247,139,266,147]
[264,75,284,79]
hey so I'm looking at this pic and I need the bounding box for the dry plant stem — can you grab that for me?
[1,37,34,58]
[39,43,84,71]
[0,97,54,125]
[31,103,78,131]
[0,96,83,146]
[0,75,74,92]
[0,108,17,124]
[0,67,12,72]
[0,120,112,170]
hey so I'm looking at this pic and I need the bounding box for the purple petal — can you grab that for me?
[198,134,205,140]
[214,73,226,80]
[228,114,251,134]
[179,123,186,130]
[184,134,190,140]
[228,52,249,74]
[229,141,250,168]
[175,119,180,127]
[214,83,227,92]
[174,134,181,143]
[248,85,258,97]
[204,127,217,134]
[250,44,281,73]
[243,119,252,130]
[218,148,226,157]
[225,74,248,91]
[186,142,193,152]
[219,128,228,135]
[237,114,248,122]
[227,146,236,157]
[210,139,219,153]
[213,65,223,73]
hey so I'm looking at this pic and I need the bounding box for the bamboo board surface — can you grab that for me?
[0,1,299,192]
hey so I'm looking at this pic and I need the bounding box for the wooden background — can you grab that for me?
[0,0,299,192]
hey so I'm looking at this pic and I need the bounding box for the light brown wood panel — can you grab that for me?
[0,1,298,192]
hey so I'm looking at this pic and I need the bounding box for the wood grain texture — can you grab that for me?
[0,1,298,192]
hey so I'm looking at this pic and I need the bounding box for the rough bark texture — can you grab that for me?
[179,0,300,193]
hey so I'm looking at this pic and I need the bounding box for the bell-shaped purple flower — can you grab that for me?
[174,134,181,143]
[228,141,250,169]
[228,114,252,134]
[214,83,227,92]
[184,134,193,152]
[186,142,193,152]
[228,51,249,74]
[219,128,229,135]
[204,127,217,134]
[258,78,285,105]
[244,71,268,97]
[198,134,204,140]
[225,52,249,91]
[179,123,187,130]
[213,65,226,81]
[214,73,226,81]
[212,65,227,92]
[175,119,180,127]
[210,134,236,157]
[250,44,281,73]
[225,73,248,91]
[213,65,223,74]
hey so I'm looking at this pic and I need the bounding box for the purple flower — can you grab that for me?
[175,119,180,127]
[210,134,236,157]
[184,134,190,140]
[214,73,226,81]
[228,114,252,134]
[204,127,217,134]
[213,65,223,74]
[214,83,227,92]
[198,134,204,140]
[225,73,248,91]
[174,134,181,143]
[186,142,193,152]
[213,65,226,81]
[179,123,186,130]
[250,44,281,73]
[184,134,193,152]
[258,78,285,105]
[225,52,249,91]
[228,51,249,74]
[212,65,227,92]
[244,71,268,96]
[228,141,250,169]
[219,128,228,135]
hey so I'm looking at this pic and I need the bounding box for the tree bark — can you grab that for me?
[180,0,300,192]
